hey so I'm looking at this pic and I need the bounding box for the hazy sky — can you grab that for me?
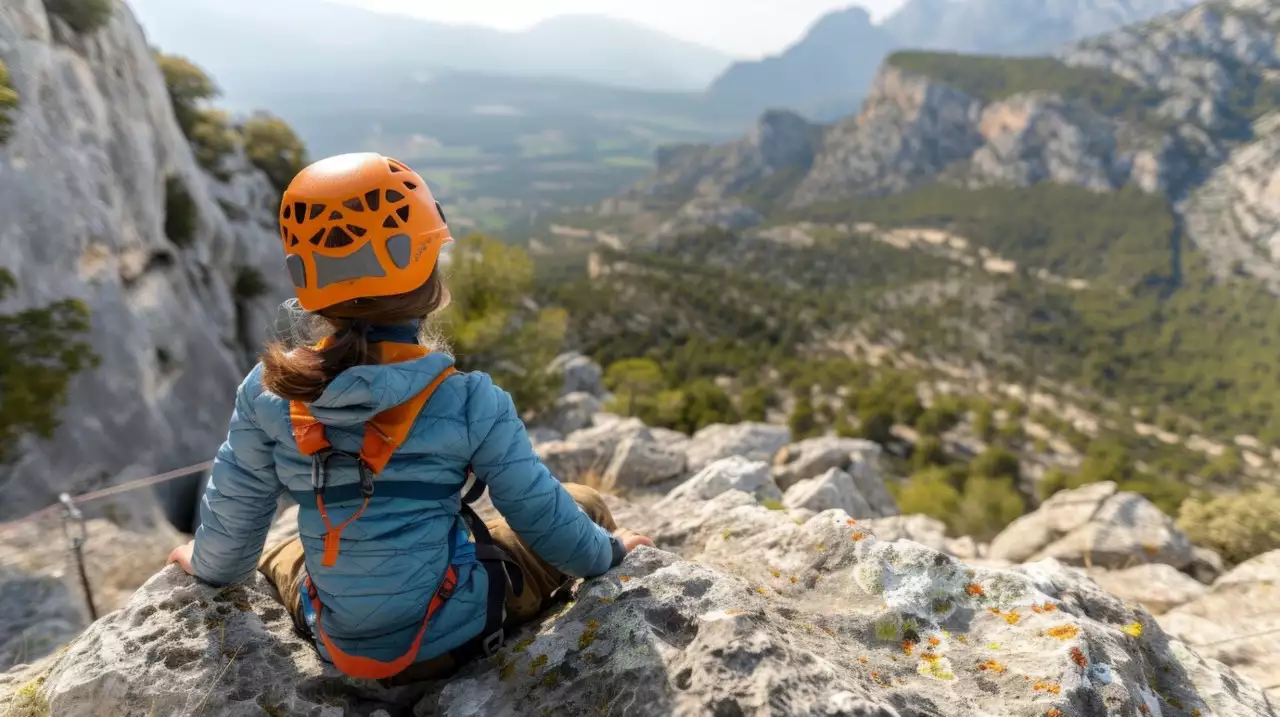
[333,0,909,58]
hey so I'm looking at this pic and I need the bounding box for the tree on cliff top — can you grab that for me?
[0,270,99,465]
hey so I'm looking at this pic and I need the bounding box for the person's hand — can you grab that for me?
[167,540,196,576]
[613,528,654,553]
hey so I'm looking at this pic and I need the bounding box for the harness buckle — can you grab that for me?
[310,450,335,493]
[481,629,505,657]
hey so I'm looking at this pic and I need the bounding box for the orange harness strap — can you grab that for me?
[289,343,456,567]
[305,565,459,680]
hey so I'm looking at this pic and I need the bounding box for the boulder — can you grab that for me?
[548,352,606,398]
[660,457,782,506]
[10,515,1275,716]
[1089,563,1209,615]
[1159,549,1280,701]
[536,441,611,484]
[565,418,652,457]
[537,392,604,435]
[599,436,687,493]
[684,423,791,473]
[781,467,875,518]
[989,482,1194,570]
[1187,545,1226,585]
[771,437,883,492]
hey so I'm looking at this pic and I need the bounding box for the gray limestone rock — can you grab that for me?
[0,0,293,520]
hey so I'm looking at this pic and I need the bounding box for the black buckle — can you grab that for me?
[481,629,504,656]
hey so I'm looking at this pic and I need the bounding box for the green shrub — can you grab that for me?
[240,112,308,194]
[233,267,268,301]
[1178,487,1280,566]
[973,401,995,442]
[164,175,198,247]
[894,393,925,426]
[915,404,960,437]
[739,386,770,422]
[652,380,739,435]
[952,475,1027,541]
[857,407,895,445]
[156,53,219,137]
[1037,467,1076,502]
[897,468,962,525]
[1118,477,1190,517]
[604,358,663,417]
[0,60,18,144]
[911,436,948,471]
[188,109,238,179]
[971,446,1021,483]
[443,234,565,414]
[1202,448,1243,484]
[0,271,100,463]
[43,0,114,34]
[789,394,822,440]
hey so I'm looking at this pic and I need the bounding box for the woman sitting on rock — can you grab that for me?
[166,152,653,682]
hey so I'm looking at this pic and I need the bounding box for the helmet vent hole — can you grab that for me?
[364,190,381,212]
[388,161,404,173]
[403,181,418,191]
[436,201,448,225]
[396,206,411,222]
[382,216,399,229]
[293,202,307,224]
[290,233,301,246]
[308,204,326,220]
[343,198,364,212]
[346,224,368,238]
[324,227,354,248]
[385,189,405,204]
[308,229,324,245]
[329,211,344,221]
[282,205,293,220]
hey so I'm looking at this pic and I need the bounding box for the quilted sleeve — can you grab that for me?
[191,365,285,586]
[465,373,616,578]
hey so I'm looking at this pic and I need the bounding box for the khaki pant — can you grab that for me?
[258,483,617,683]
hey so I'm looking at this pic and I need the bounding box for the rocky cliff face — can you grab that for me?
[0,0,293,519]
[1060,0,1280,286]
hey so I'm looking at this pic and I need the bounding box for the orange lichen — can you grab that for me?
[1033,680,1062,695]
[725,610,745,616]
[902,640,916,656]
[858,656,868,664]
[966,583,985,597]
[1047,709,1065,717]
[619,576,632,583]
[846,519,858,526]
[1031,602,1058,614]
[769,569,781,578]
[928,637,941,647]
[790,576,799,584]
[1069,647,1087,668]
[1004,611,1022,625]
[977,659,1007,673]
[851,530,870,541]
[1047,625,1080,641]
[1139,705,1150,715]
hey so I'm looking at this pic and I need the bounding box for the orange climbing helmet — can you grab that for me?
[278,152,453,312]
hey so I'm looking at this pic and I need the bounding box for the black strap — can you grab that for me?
[448,485,527,663]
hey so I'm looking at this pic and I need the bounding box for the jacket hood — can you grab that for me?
[307,351,456,427]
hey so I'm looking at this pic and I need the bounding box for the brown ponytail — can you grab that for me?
[261,271,447,402]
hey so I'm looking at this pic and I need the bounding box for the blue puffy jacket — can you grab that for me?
[189,328,620,663]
